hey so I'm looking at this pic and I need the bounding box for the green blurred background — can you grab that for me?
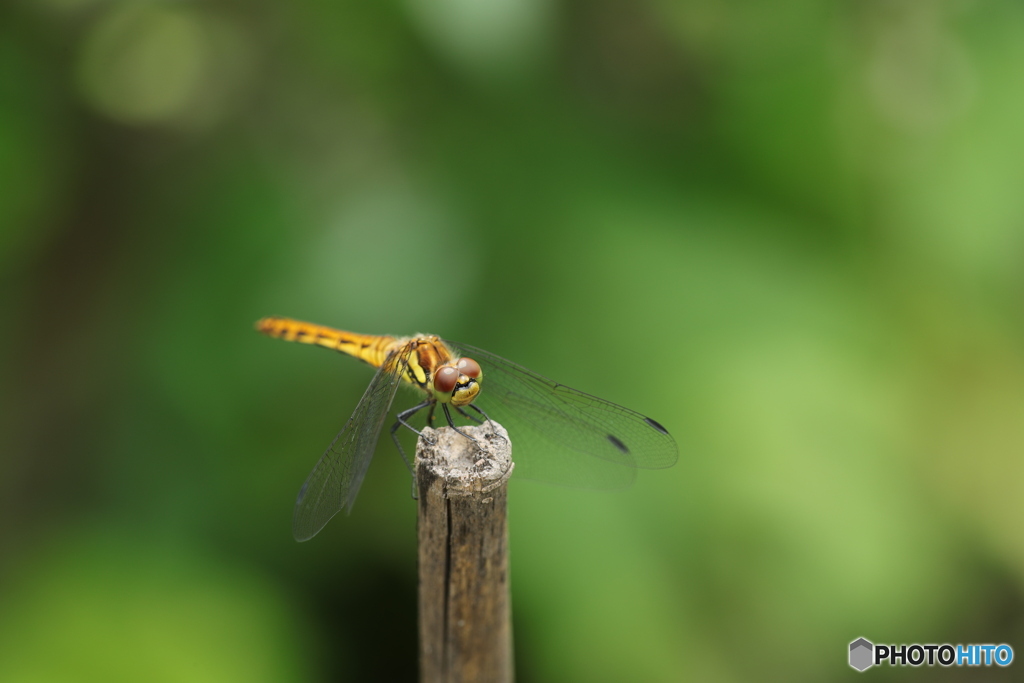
[2,0,1024,680]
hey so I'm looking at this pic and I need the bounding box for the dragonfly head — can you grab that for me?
[432,357,482,407]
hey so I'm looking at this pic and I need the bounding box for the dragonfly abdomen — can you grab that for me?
[256,316,396,368]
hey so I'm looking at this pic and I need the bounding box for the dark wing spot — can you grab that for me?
[607,434,629,454]
[644,417,669,435]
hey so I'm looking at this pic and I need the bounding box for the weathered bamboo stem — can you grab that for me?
[416,421,514,683]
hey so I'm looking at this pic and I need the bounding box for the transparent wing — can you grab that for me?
[292,346,411,541]
[444,341,678,490]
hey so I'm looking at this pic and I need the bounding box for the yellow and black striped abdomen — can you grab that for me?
[256,316,398,369]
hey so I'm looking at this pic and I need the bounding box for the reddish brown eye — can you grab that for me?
[457,358,481,379]
[434,366,459,393]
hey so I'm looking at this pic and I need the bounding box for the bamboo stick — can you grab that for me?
[416,421,514,683]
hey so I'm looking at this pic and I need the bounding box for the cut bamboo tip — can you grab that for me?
[415,422,514,497]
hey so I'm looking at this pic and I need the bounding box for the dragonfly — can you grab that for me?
[256,316,678,541]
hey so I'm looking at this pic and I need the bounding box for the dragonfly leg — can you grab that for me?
[442,403,478,443]
[426,402,437,427]
[467,403,491,424]
[467,404,507,445]
[455,405,485,424]
[391,399,434,472]
[465,404,513,480]
[395,399,433,437]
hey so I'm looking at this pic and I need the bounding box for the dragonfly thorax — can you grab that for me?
[432,357,482,407]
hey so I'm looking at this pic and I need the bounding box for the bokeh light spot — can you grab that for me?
[77,3,207,125]
[405,0,552,77]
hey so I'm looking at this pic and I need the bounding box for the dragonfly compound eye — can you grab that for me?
[456,357,481,379]
[434,366,459,394]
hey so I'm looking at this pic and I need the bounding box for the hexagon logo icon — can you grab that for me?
[849,637,874,671]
